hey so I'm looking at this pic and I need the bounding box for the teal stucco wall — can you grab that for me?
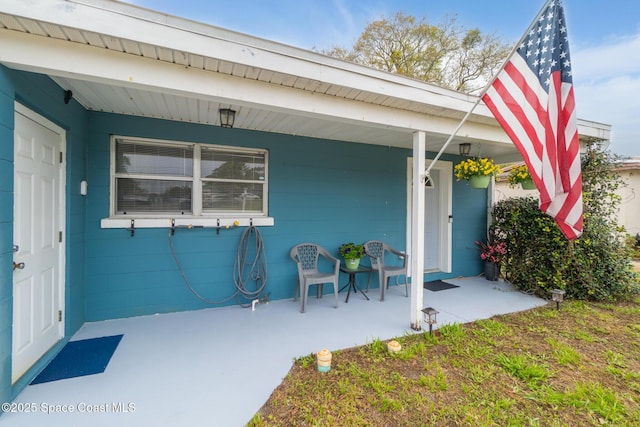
[0,66,88,406]
[0,66,487,406]
[84,112,487,321]
[0,65,16,412]
[85,113,412,319]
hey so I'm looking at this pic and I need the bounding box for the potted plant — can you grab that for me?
[454,157,501,188]
[507,164,536,190]
[338,242,365,270]
[475,239,507,281]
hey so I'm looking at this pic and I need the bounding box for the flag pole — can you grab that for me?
[424,0,554,178]
[424,97,482,178]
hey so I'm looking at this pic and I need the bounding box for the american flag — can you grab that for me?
[482,0,583,240]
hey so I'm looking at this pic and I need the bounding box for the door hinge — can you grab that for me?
[58,310,62,322]
[59,151,63,164]
[59,231,63,243]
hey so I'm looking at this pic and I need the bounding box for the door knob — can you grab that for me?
[13,262,25,271]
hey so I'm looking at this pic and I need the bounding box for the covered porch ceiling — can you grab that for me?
[0,0,611,162]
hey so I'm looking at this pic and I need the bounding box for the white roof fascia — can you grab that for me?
[0,27,514,144]
[0,0,488,119]
[0,0,611,141]
[576,119,611,140]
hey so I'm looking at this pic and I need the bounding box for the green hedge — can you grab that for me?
[492,146,639,301]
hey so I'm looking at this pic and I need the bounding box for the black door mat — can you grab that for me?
[424,280,459,292]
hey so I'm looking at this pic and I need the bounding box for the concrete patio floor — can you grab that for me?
[1,277,547,427]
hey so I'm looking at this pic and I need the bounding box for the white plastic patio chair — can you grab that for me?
[289,243,340,313]
[363,240,409,301]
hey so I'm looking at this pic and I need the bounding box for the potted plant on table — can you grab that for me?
[454,157,501,188]
[475,239,507,281]
[338,242,365,270]
[507,164,536,190]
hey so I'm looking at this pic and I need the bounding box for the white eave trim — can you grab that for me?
[576,119,612,140]
[0,0,481,116]
[0,0,612,141]
[0,28,514,142]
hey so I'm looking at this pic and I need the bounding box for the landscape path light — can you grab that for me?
[551,289,566,310]
[421,307,439,335]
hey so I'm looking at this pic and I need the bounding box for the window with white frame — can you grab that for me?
[111,136,268,217]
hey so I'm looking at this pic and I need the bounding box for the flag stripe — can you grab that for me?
[481,0,582,240]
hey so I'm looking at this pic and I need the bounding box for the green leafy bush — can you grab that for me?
[625,234,640,260]
[492,144,639,301]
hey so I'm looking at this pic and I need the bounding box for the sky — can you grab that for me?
[125,0,639,157]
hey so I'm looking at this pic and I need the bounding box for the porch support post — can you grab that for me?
[410,131,426,330]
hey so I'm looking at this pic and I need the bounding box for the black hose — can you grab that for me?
[168,226,268,307]
[233,226,268,307]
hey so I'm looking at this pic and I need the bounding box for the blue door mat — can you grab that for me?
[31,334,123,385]
[424,280,459,292]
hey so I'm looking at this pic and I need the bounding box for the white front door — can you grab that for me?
[12,103,65,383]
[406,158,452,274]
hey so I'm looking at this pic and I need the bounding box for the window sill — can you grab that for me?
[100,217,274,229]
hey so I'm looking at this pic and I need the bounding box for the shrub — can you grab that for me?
[625,234,640,260]
[491,143,639,301]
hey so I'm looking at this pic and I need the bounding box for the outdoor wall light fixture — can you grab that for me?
[219,108,236,128]
[64,89,73,104]
[459,143,471,156]
[421,307,439,335]
[551,289,566,310]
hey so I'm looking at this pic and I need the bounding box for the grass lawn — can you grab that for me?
[248,298,640,426]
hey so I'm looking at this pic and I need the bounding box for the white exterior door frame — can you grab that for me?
[406,157,453,275]
[12,102,66,383]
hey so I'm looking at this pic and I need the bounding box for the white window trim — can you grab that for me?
[101,135,274,229]
[100,217,274,229]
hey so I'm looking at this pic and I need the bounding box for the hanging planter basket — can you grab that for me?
[469,175,491,189]
[521,178,537,190]
[507,164,536,190]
